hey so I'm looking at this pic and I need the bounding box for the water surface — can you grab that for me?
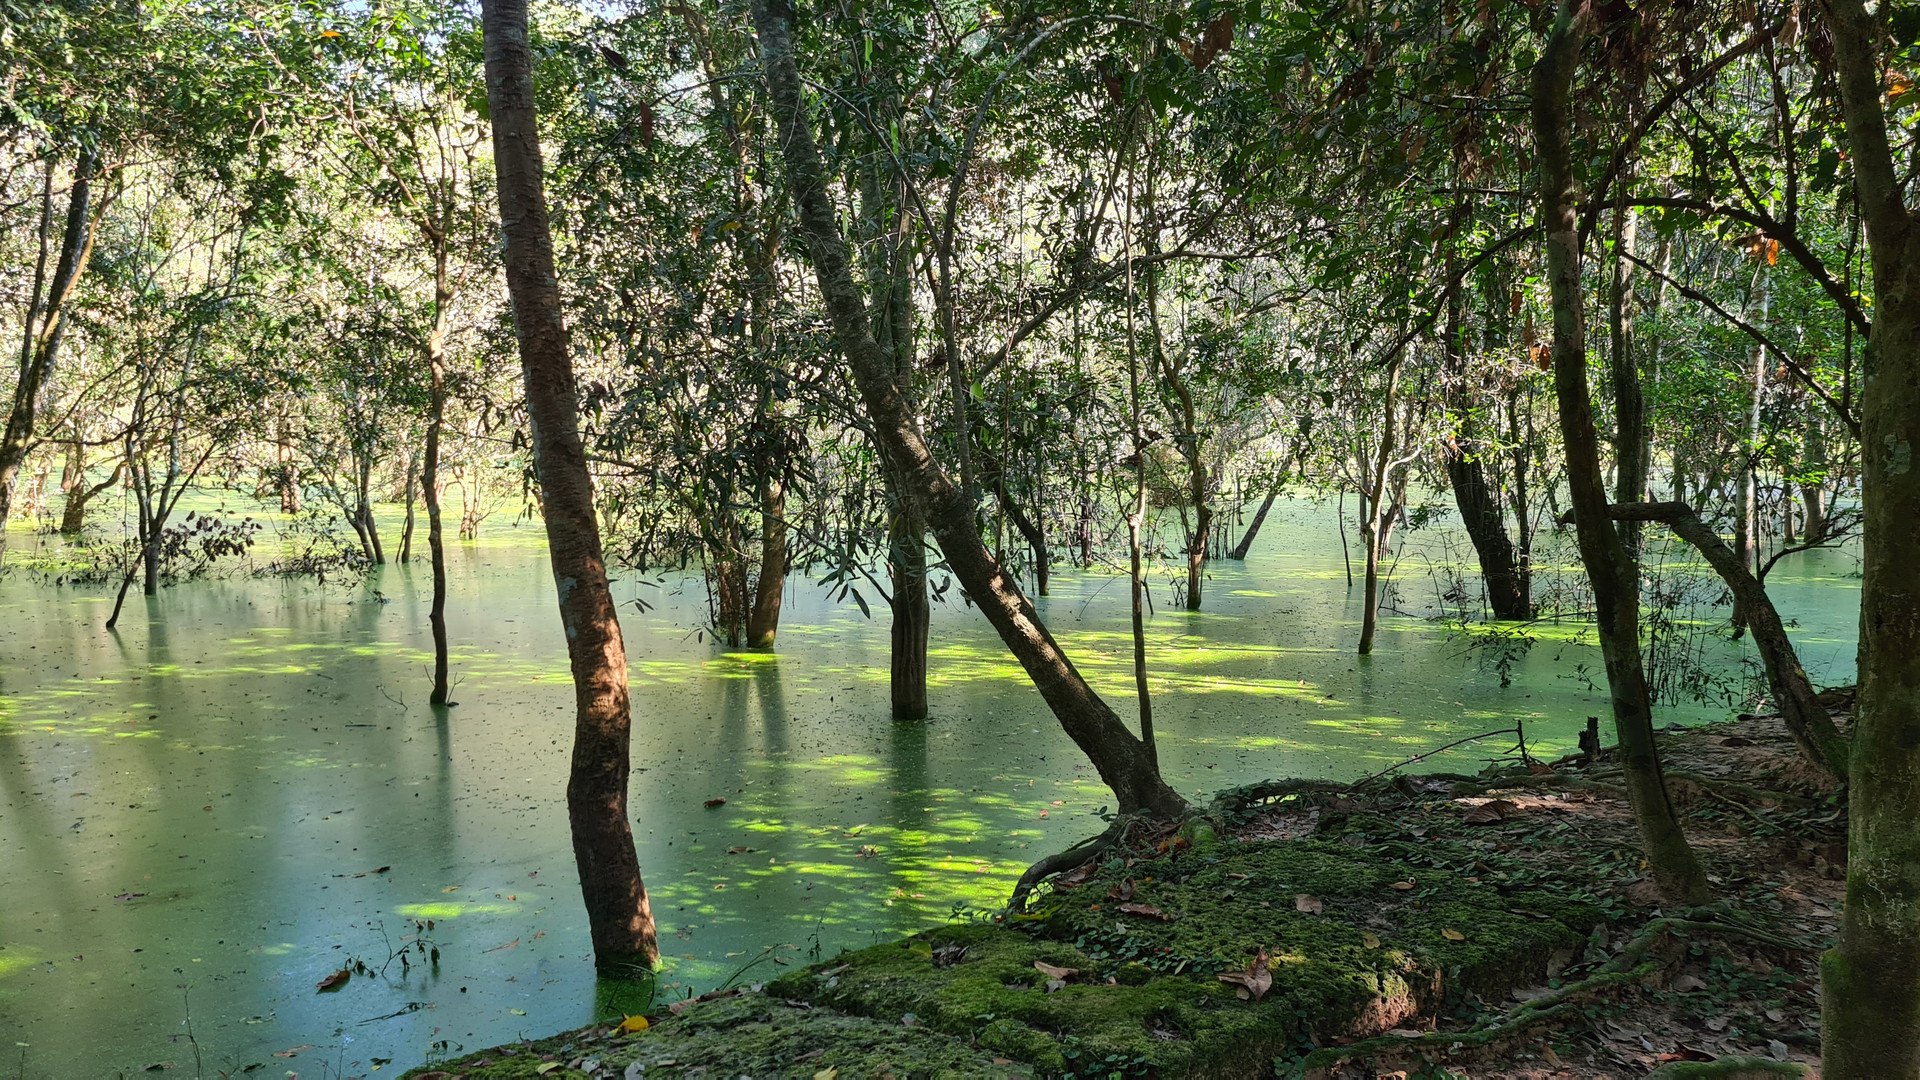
[0,502,1858,1076]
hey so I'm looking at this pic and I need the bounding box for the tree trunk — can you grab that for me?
[1818,1,1920,1071]
[423,357,450,704]
[1227,484,1280,560]
[888,504,930,720]
[1535,0,1708,904]
[1601,501,1848,775]
[481,0,658,973]
[1610,204,1647,553]
[399,448,417,564]
[1,150,98,546]
[1358,358,1403,655]
[746,473,787,649]
[1443,258,1529,620]
[752,0,1184,816]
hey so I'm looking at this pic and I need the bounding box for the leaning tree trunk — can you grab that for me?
[1819,0,1920,1072]
[752,0,1184,816]
[1,149,98,547]
[1227,483,1280,560]
[481,0,658,972]
[1535,0,1708,904]
[1601,501,1847,775]
[1443,262,1529,619]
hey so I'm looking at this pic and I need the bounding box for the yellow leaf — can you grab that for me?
[813,1069,839,1080]
[535,1064,561,1075]
[616,1014,650,1034]
[509,1008,528,1016]
[1362,933,1380,949]
[1389,880,1415,891]
[1441,928,1466,941]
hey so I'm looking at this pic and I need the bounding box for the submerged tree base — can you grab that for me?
[406,710,1842,1079]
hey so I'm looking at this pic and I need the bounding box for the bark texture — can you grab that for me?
[482,0,658,972]
[1534,0,1708,904]
[1819,0,1920,1071]
[752,0,1184,815]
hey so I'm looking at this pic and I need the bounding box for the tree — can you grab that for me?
[480,0,658,973]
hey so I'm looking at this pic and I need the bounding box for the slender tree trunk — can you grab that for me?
[1227,484,1280,560]
[1801,416,1829,545]
[1358,358,1403,655]
[1602,501,1847,774]
[1611,204,1647,554]
[481,0,658,972]
[399,448,417,564]
[423,292,452,705]
[1819,1,1920,1070]
[1,149,99,546]
[752,0,1183,815]
[1536,0,1708,903]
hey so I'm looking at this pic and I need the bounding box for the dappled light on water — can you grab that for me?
[0,504,1858,1075]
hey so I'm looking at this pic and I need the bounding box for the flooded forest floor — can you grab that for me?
[408,699,1848,1079]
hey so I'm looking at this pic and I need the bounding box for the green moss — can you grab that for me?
[403,992,1026,1078]
[418,819,1606,1078]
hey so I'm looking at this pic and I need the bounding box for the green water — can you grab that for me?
[0,501,1859,1077]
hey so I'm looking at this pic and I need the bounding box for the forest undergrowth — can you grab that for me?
[403,695,1849,1080]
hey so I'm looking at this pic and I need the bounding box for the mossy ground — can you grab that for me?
[405,826,1597,1079]
[404,713,1839,1079]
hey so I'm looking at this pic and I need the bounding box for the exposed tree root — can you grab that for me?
[1005,818,1132,913]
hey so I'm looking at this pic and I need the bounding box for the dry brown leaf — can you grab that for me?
[1115,902,1174,921]
[1440,928,1466,941]
[1294,894,1323,914]
[1390,880,1416,891]
[315,969,350,992]
[1216,948,1272,1001]
[1033,961,1078,981]
[1107,879,1137,902]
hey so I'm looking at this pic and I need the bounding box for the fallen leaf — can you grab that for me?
[1115,902,1173,921]
[703,798,727,809]
[813,1069,839,1080]
[615,1014,649,1035]
[1033,961,1079,981]
[316,969,350,992]
[1440,928,1466,941]
[535,1064,561,1075]
[1656,1047,1714,1063]
[274,1046,315,1058]
[1390,880,1416,891]
[1295,894,1323,914]
[484,938,520,953]
[113,892,146,901]
[1054,862,1100,890]
[1463,799,1519,825]
[1362,933,1380,949]
[1769,1039,1791,1062]
[1765,1007,1786,1022]
[1388,1028,1425,1038]
[1106,880,1137,902]
[1216,949,1272,1001]
[1671,973,1708,992]
[726,846,756,855]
